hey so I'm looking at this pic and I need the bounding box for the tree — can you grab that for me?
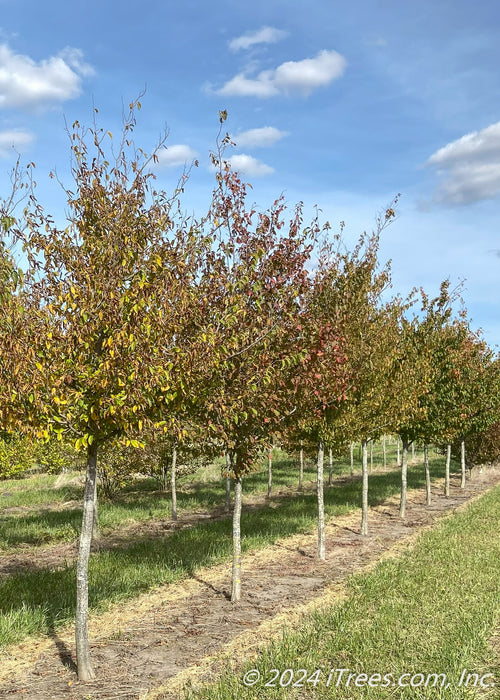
[304,217,413,537]
[447,333,500,484]
[459,419,500,468]
[196,119,319,599]
[9,101,209,680]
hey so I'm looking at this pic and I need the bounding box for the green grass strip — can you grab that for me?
[186,484,500,700]
[0,443,404,550]
[0,456,454,651]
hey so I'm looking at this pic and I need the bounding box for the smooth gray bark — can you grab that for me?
[299,443,304,490]
[92,474,99,541]
[328,446,333,486]
[231,476,242,602]
[76,441,98,681]
[350,442,354,476]
[171,444,177,521]
[460,439,466,488]
[445,443,451,497]
[361,439,369,536]
[424,443,431,506]
[399,439,409,518]
[317,439,325,560]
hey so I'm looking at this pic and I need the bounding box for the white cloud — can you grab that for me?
[154,144,198,168]
[216,49,347,98]
[231,126,288,148]
[0,128,34,157]
[226,154,274,176]
[426,121,500,205]
[229,26,288,52]
[0,43,94,110]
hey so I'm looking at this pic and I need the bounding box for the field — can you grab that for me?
[0,444,499,699]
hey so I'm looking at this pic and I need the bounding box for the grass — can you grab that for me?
[0,441,406,550]
[0,451,455,650]
[184,484,500,700]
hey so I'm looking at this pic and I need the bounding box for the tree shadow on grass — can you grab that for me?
[47,613,77,674]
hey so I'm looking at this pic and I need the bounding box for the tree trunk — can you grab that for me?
[267,450,272,499]
[161,459,167,492]
[328,446,333,486]
[361,439,369,536]
[317,439,325,560]
[171,444,177,521]
[231,476,242,602]
[92,473,99,541]
[298,442,304,490]
[445,443,451,497]
[399,439,409,518]
[460,439,466,488]
[224,452,232,512]
[424,443,431,506]
[75,440,98,681]
[382,434,386,468]
[350,442,354,476]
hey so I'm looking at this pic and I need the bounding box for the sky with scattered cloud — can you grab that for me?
[0,0,499,346]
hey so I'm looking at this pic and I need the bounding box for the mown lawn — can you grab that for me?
[0,446,444,650]
[0,441,405,550]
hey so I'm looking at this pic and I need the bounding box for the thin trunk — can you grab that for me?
[350,442,354,476]
[382,434,386,468]
[161,460,167,492]
[267,450,272,499]
[369,440,373,473]
[424,443,431,506]
[171,444,177,521]
[298,442,304,490]
[75,441,98,681]
[399,439,409,518]
[317,439,325,560]
[445,443,451,497]
[460,439,466,488]
[92,473,99,541]
[224,452,231,512]
[231,476,242,602]
[361,439,369,536]
[328,446,333,486]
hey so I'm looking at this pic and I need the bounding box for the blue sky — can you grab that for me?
[1,0,499,346]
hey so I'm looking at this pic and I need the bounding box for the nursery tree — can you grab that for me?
[448,330,500,485]
[198,123,319,600]
[397,281,462,503]
[303,217,412,539]
[9,102,208,680]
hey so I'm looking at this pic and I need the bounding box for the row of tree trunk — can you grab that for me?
[77,436,467,678]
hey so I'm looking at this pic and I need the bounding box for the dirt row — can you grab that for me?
[1,465,499,700]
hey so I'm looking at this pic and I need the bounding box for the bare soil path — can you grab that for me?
[1,466,499,700]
